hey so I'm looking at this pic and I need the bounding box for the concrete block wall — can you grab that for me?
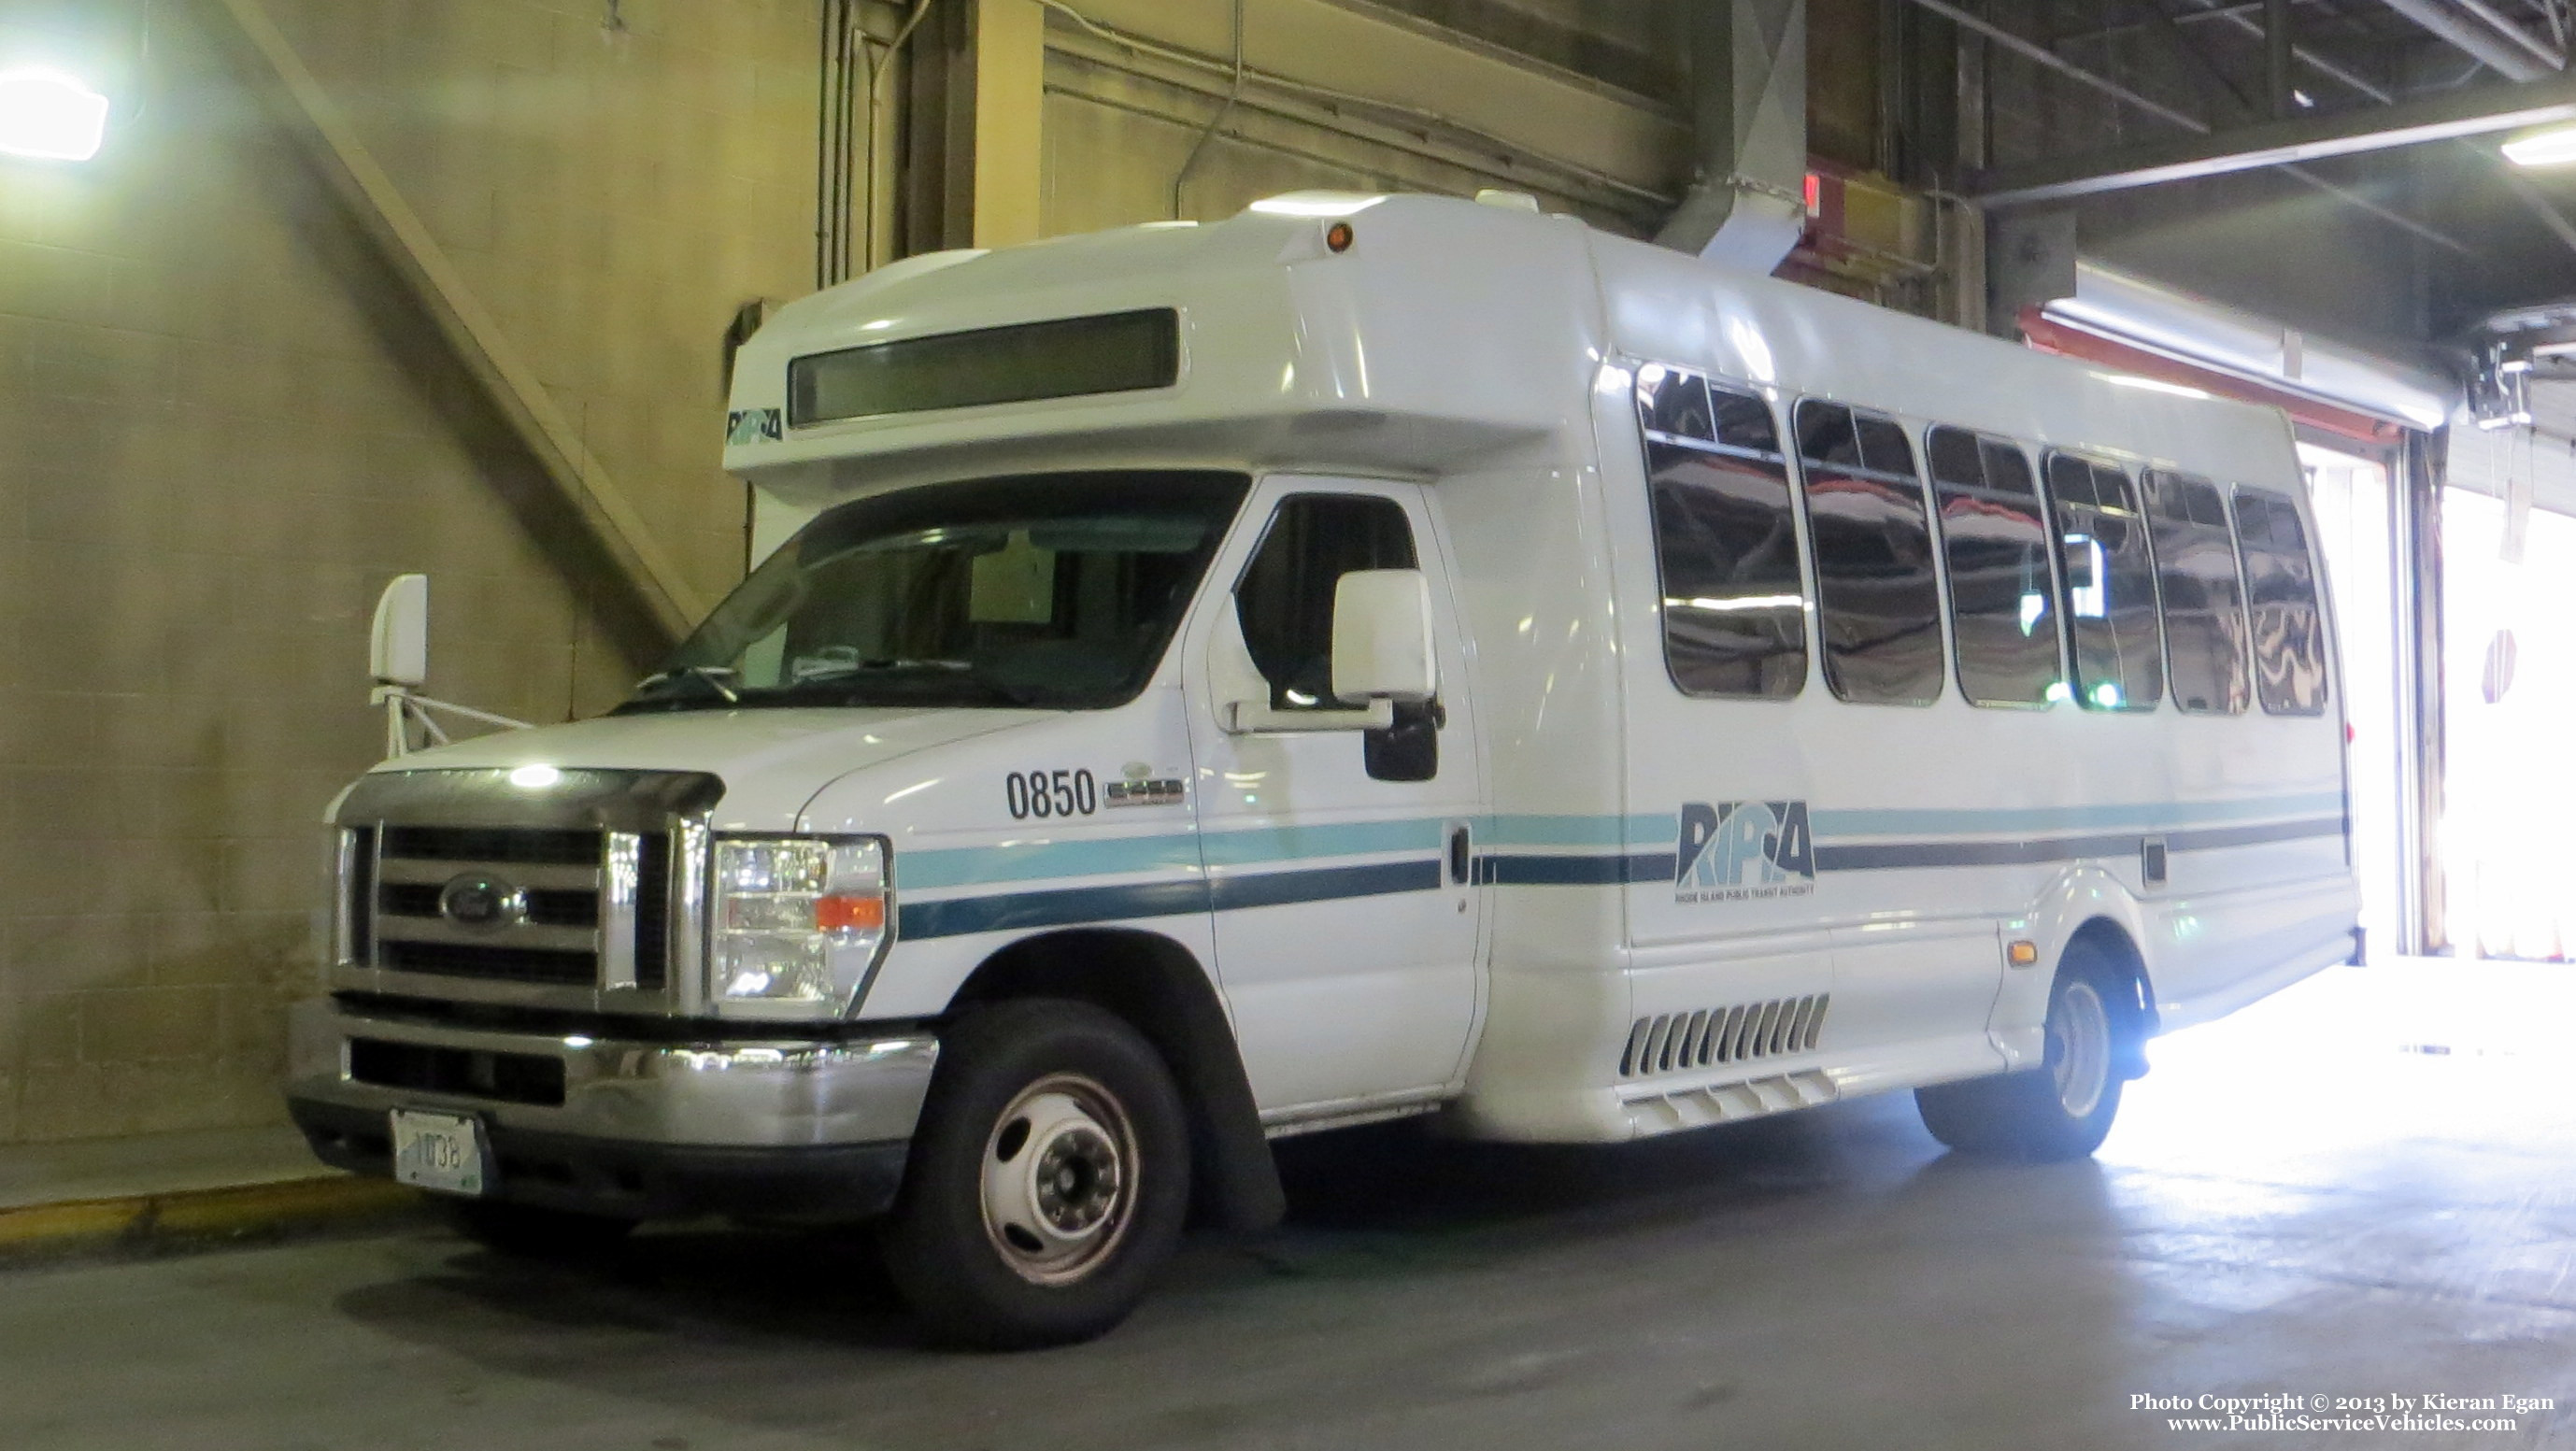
[0,0,1677,1147]
[0,0,816,1143]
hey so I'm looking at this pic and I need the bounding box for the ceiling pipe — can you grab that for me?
[2377,0,2557,80]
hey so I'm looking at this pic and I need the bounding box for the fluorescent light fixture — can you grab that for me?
[2504,123,2576,168]
[0,67,108,162]
[2097,371,2211,400]
[1247,192,1388,218]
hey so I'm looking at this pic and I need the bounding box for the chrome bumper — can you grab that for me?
[284,997,938,1149]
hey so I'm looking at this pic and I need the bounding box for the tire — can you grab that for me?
[443,1199,638,1258]
[882,999,1190,1349]
[1915,940,2135,1162]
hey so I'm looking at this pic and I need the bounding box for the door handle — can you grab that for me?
[1448,823,1472,886]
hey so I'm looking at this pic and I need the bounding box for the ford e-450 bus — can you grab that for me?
[289,191,2358,1346]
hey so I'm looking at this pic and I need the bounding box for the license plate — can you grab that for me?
[391,1109,487,1197]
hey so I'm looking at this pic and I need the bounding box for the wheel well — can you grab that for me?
[2064,917,2156,1077]
[946,929,1284,1231]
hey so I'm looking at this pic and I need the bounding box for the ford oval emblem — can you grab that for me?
[439,874,527,930]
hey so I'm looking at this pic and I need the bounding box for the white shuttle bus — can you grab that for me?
[290,192,2358,1346]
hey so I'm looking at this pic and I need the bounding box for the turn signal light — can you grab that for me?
[816,894,886,932]
[2006,940,2040,968]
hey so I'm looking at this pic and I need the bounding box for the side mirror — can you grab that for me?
[1331,569,1437,705]
[371,574,429,688]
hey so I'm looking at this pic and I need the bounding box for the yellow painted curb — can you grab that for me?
[0,1175,420,1255]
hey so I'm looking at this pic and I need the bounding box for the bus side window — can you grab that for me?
[2143,469,2253,714]
[2043,453,2165,712]
[1926,426,2060,708]
[2232,487,2330,716]
[1794,401,1943,705]
[1637,366,1808,700]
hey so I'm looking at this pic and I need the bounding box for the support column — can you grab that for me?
[2395,429,2450,955]
[968,0,1044,248]
[906,0,1045,253]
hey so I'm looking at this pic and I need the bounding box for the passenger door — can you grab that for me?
[1181,478,1486,1114]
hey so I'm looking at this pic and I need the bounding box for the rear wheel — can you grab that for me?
[1916,940,2134,1161]
[883,999,1189,1348]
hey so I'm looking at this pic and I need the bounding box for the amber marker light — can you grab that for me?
[1325,220,1355,252]
[816,893,887,933]
[2007,940,2041,968]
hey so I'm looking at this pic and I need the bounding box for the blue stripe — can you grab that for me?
[1210,860,1442,908]
[896,859,1445,940]
[892,795,2345,902]
[1478,852,1672,885]
[897,879,1208,939]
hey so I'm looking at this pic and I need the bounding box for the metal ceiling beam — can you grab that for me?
[194,0,711,651]
[1919,0,2475,252]
[1972,67,2576,206]
[2377,0,2558,81]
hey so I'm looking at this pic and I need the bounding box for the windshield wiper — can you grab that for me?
[633,663,741,703]
[789,654,972,684]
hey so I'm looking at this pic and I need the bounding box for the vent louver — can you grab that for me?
[1619,993,1829,1078]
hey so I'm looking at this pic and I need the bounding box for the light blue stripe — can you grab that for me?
[1483,813,1677,847]
[900,833,1202,890]
[896,793,2342,892]
[1201,818,1445,866]
[1811,792,2342,838]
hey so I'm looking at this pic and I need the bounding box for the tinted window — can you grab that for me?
[1235,494,1418,711]
[789,309,1179,424]
[2045,453,2163,711]
[2143,469,2252,714]
[2233,487,2330,715]
[1926,426,2060,707]
[1638,368,1807,699]
[1795,401,1943,705]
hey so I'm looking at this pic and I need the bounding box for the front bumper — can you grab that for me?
[285,997,937,1221]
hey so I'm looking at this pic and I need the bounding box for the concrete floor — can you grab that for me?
[7,962,2576,1450]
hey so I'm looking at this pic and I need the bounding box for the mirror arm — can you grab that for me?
[1221,698,1397,733]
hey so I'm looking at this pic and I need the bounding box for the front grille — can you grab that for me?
[1620,993,1829,1078]
[382,941,599,986]
[354,821,678,997]
[380,826,601,865]
[633,833,671,989]
[346,826,376,962]
[349,1037,566,1106]
[377,882,598,928]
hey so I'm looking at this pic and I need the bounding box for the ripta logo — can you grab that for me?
[1674,801,1815,903]
[726,407,783,446]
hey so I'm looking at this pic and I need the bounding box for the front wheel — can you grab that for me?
[882,999,1190,1348]
[1915,942,2135,1161]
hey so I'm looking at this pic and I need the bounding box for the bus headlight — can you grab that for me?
[708,836,890,1010]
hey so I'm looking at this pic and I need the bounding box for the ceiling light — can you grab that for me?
[2504,123,2576,168]
[0,66,108,162]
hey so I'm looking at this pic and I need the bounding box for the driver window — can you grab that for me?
[1234,494,1419,710]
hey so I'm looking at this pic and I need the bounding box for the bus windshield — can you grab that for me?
[618,470,1248,714]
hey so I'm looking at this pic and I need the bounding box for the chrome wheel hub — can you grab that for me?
[980,1074,1136,1286]
[2049,979,2113,1120]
